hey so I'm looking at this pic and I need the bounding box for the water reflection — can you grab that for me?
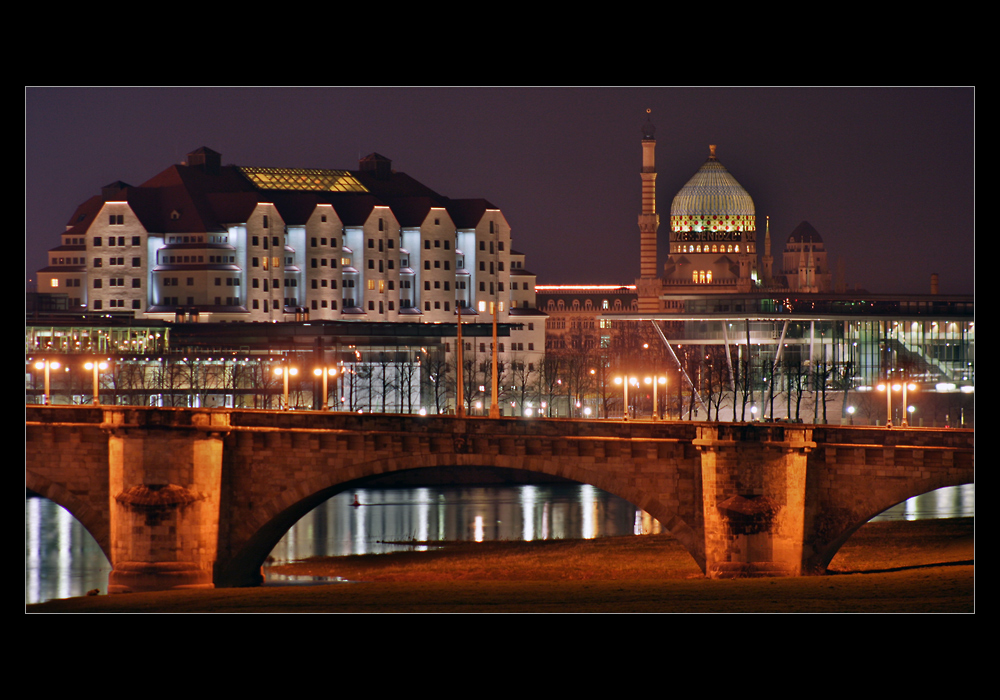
[24,496,111,605]
[267,484,656,566]
[869,483,975,521]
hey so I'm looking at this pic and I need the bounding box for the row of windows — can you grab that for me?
[92,298,141,310]
[310,237,338,248]
[93,236,141,247]
[51,257,85,265]
[94,278,141,289]
[675,244,742,254]
[49,278,82,288]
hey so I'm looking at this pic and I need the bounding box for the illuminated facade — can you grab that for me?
[634,116,837,312]
[34,148,547,400]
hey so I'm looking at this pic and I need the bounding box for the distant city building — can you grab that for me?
[536,116,973,423]
[34,147,546,385]
[635,114,838,312]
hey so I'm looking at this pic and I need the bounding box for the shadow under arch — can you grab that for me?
[214,455,705,588]
[806,480,975,574]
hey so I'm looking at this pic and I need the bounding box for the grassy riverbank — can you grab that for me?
[27,518,973,613]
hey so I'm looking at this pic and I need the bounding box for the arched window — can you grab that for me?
[692,270,699,283]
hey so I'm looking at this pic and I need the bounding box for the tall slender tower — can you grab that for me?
[637,110,661,313]
[762,215,774,285]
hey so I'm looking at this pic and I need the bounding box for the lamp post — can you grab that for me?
[645,375,666,420]
[615,375,638,420]
[313,366,338,411]
[274,364,298,410]
[84,360,108,406]
[900,381,916,427]
[34,360,60,405]
[877,378,916,427]
[877,380,900,427]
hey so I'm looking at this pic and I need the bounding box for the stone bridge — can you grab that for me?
[25,405,974,591]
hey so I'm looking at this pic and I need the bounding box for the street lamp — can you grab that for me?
[615,375,638,420]
[644,375,667,420]
[274,364,298,410]
[313,366,338,411]
[877,379,916,427]
[84,360,108,406]
[34,360,60,405]
[901,381,916,427]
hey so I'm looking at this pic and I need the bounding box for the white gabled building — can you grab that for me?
[36,147,546,383]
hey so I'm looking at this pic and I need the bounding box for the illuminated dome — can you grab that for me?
[670,146,755,233]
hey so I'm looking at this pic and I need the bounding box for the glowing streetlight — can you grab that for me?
[84,360,108,405]
[615,375,638,420]
[274,364,298,410]
[901,381,916,427]
[877,380,915,427]
[34,360,60,405]
[644,374,667,420]
[313,366,338,411]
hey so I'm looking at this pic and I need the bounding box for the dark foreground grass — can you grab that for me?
[27,518,973,613]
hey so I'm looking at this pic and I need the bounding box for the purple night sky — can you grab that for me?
[25,87,975,296]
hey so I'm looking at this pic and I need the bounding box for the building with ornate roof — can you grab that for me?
[635,116,839,312]
[34,147,547,411]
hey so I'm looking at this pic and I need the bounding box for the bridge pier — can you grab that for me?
[103,408,230,594]
[695,425,815,578]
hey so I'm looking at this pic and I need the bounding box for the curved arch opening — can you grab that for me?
[25,493,112,604]
[220,464,701,586]
[818,484,975,574]
[268,480,663,565]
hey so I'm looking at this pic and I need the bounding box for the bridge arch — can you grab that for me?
[25,472,111,562]
[806,477,974,573]
[215,452,704,588]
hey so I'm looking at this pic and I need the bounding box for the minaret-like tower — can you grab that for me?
[637,110,661,313]
[762,215,773,285]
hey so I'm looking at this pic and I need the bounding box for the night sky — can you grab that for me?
[25,87,975,296]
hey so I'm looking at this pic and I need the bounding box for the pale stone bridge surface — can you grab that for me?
[25,405,974,591]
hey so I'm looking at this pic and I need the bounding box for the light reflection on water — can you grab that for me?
[25,483,974,603]
[267,483,657,570]
[869,483,975,521]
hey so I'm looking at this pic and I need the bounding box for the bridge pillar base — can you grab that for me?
[696,425,815,578]
[104,408,229,593]
[108,562,214,594]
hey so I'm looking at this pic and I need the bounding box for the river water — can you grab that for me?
[25,483,975,605]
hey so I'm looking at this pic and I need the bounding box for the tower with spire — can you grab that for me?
[636,109,662,312]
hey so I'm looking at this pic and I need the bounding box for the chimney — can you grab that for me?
[186,147,222,175]
[930,273,939,295]
[360,153,392,180]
